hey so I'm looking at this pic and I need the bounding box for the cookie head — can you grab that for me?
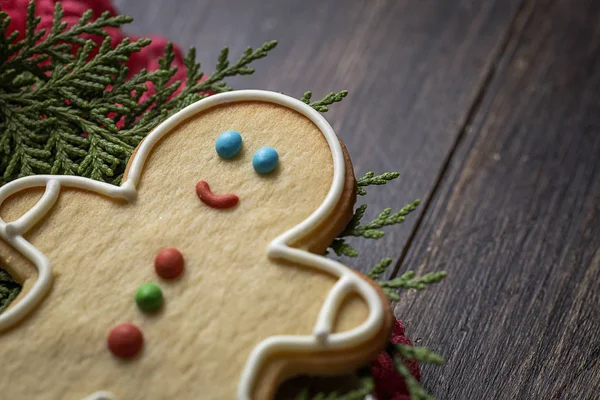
[129,99,341,253]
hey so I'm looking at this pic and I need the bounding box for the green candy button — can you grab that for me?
[135,283,163,312]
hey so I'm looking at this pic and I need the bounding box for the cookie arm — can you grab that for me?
[0,180,60,331]
[4,179,61,236]
[0,176,133,331]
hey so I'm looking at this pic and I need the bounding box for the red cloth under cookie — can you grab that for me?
[371,319,420,399]
[4,1,420,398]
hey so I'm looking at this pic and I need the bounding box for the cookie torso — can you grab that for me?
[0,92,391,399]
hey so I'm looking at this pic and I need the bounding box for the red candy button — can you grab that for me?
[107,323,143,358]
[154,248,184,279]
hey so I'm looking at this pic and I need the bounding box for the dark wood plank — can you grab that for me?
[395,0,600,398]
[113,0,523,274]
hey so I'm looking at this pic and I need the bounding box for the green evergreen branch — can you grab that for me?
[394,345,445,366]
[327,171,418,258]
[2,3,132,70]
[169,41,277,110]
[386,344,444,400]
[301,90,348,112]
[344,200,420,239]
[357,171,400,196]
[380,270,448,290]
[379,270,447,301]
[395,359,435,400]
[329,239,359,258]
[367,258,393,280]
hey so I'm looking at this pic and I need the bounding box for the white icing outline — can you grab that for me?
[82,392,117,400]
[0,91,384,400]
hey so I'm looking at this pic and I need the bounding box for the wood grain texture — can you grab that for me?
[113,0,523,274]
[394,0,600,398]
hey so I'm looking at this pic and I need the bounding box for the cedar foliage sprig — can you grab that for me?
[364,257,446,301]
[345,200,421,239]
[391,344,444,400]
[330,171,420,258]
[379,270,448,301]
[0,1,276,184]
[366,257,393,279]
[357,171,400,195]
[301,90,348,112]
[394,344,445,365]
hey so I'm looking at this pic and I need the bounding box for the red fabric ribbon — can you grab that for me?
[3,1,419,398]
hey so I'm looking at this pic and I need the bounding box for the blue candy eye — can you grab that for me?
[216,130,242,159]
[252,147,279,174]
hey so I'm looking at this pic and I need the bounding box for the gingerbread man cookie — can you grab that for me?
[0,91,393,399]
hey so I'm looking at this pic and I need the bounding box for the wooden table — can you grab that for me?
[115,0,600,398]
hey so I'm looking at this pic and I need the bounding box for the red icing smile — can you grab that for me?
[195,180,239,209]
